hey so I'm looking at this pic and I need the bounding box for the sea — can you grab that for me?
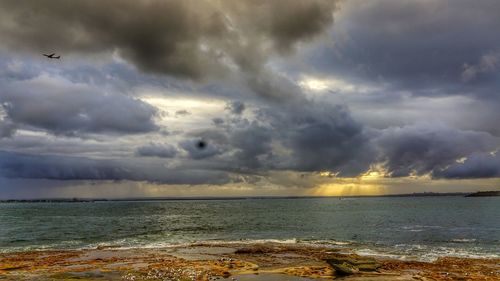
[0,196,498,261]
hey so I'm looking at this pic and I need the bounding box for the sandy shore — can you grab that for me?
[0,242,498,280]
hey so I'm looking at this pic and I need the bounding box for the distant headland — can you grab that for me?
[465,191,500,197]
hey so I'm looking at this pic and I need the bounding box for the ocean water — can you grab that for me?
[0,197,499,261]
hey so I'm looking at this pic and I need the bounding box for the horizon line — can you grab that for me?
[2,191,497,202]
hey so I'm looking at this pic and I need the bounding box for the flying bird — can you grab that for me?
[43,53,61,59]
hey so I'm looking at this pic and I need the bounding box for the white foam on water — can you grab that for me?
[354,248,403,260]
[450,238,477,243]
[354,243,500,262]
[2,237,498,264]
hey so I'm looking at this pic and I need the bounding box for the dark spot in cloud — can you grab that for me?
[180,139,221,160]
[197,140,207,150]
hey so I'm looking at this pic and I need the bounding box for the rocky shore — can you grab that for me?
[0,242,498,280]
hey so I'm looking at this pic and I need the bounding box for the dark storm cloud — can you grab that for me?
[0,151,230,185]
[1,0,499,191]
[225,101,245,115]
[206,104,500,179]
[309,0,500,99]
[135,144,177,158]
[261,102,374,176]
[0,0,338,82]
[187,101,375,176]
[0,75,158,135]
[375,124,498,177]
[228,123,273,170]
[434,152,500,179]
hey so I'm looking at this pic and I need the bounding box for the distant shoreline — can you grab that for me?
[1,191,498,203]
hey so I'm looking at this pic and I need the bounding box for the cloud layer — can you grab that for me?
[0,0,498,197]
[0,0,338,80]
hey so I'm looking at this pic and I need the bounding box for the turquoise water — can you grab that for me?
[0,197,498,261]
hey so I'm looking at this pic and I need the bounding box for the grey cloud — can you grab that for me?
[198,101,375,176]
[307,0,500,99]
[268,103,374,175]
[0,75,158,135]
[2,0,500,188]
[294,0,500,139]
[0,0,338,83]
[0,133,121,158]
[0,150,230,185]
[434,152,500,179]
[245,69,304,101]
[180,138,223,160]
[135,144,177,158]
[248,0,336,52]
[375,124,498,177]
[462,50,500,82]
[212,118,224,125]
[175,110,191,117]
[0,120,16,138]
[229,123,273,171]
[225,101,245,115]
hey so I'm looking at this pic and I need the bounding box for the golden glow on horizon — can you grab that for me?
[311,180,385,196]
[319,171,339,177]
[312,165,392,196]
[360,171,383,179]
[10,176,498,200]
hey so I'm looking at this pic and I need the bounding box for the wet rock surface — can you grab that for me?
[326,255,382,276]
[0,243,498,280]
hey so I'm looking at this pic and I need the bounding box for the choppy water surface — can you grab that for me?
[0,197,498,261]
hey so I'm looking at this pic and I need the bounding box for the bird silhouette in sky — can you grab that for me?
[43,53,61,59]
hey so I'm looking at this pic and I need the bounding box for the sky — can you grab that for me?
[0,0,499,199]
